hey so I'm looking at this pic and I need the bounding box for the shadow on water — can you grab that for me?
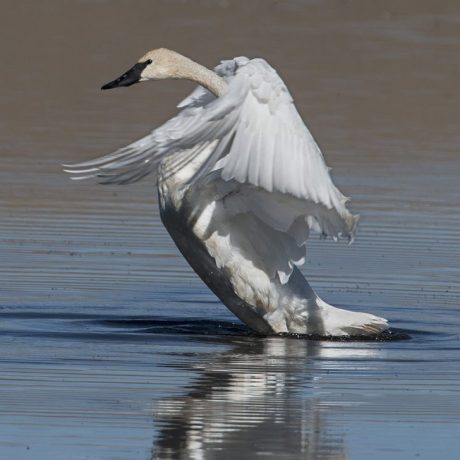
[98,316,412,340]
[99,316,251,336]
[81,315,417,343]
[0,310,412,341]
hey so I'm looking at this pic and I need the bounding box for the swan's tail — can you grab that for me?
[316,297,388,337]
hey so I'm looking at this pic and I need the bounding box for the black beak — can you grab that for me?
[101,61,150,90]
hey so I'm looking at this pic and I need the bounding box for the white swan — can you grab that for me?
[65,48,388,336]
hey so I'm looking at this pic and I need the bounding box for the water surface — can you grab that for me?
[1,1,460,459]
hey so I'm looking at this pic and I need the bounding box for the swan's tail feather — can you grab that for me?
[339,316,389,336]
[316,297,388,337]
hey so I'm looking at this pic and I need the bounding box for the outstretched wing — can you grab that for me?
[216,59,350,211]
[208,58,359,283]
[63,58,243,185]
[65,56,358,283]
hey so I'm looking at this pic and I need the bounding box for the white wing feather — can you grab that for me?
[65,56,358,283]
[63,58,242,185]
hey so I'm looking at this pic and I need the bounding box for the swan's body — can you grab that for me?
[66,49,388,336]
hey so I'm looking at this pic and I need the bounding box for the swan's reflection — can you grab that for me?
[150,334,375,459]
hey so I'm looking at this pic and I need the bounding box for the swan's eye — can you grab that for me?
[146,59,153,65]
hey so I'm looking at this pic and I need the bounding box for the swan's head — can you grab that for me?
[101,48,183,90]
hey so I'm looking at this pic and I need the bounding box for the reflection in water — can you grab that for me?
[152,337,353,459]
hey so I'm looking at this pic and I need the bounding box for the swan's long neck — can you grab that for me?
[173,55,227,97]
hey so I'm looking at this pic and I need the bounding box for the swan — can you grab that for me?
[64,48,388,336]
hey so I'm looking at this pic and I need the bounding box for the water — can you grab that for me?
[1,1,460,458]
